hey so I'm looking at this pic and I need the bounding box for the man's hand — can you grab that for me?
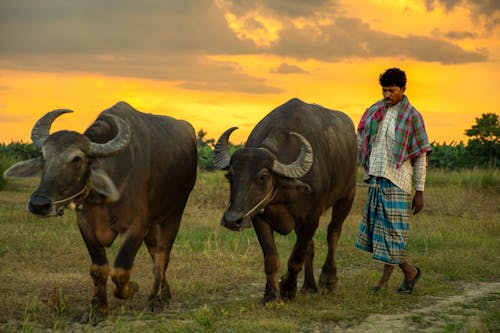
[412,191,424,215]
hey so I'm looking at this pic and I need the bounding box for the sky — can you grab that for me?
[0,0,498,145]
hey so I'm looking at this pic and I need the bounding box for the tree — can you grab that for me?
[197,129,216,170]
[196,129,243,170]
[465,113,499,144]
[196,129,214,148]
[464,113,499,167]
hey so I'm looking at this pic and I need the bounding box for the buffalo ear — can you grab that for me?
[89,166,120,202]
[3,158,43,179]
[276,177,312,192]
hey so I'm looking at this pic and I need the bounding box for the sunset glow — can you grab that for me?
[0,0,498,145]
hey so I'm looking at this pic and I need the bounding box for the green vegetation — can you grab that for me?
[0,170,498,332]
[0,141,40,191]
[429,113,499,169]
[196,129,242,171]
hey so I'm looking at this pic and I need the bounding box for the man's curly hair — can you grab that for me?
[379,68,406,88]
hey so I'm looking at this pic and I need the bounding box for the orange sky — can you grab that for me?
[0,0,498,145]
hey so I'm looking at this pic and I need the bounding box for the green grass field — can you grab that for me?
[0,168,499,332]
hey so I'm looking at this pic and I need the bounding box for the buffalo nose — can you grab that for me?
[221,211,252,231]
[223,210,244,224]
[28,195,52,215]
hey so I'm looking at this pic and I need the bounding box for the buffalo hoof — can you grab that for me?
[260,294,280,305]
[145,295,169,312]
[260,286,280,305]
[80,307,107,325]
[279,288,297,301]
[318,274,337,292]
[279,278,297,301]
[300,285,318,294]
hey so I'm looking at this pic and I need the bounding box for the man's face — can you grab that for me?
[382,85,405,107]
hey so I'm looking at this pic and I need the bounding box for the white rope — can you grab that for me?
[240,186,277,220]
[51,185,90,205]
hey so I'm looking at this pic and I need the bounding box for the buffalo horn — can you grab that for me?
[214,126,238,170]
[31,109,74,148]
[272,132,313,178]
[88,114,131,157]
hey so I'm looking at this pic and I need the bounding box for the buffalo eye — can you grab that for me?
[257,170,269,183]
[70,155,83,164]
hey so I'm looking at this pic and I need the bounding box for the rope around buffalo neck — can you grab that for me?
[51,185,90,206]
[240,186,277,220]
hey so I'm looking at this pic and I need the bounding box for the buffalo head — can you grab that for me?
[3,109,131,217]
[214,127,313,231]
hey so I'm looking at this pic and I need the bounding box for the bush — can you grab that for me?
[0,142,39,191]
[0,141,40,160]
[0,157,17,190]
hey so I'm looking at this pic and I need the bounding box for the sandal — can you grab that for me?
[398,267,421,294]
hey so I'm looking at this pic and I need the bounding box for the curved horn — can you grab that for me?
[31,109,74,148]
[214,126,238,170]
[272,132,313,178]
[88,114,131,157]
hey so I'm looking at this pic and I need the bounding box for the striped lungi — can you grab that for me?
[355,177,411,265]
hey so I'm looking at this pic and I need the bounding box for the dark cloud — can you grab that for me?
[424,0,500,30]
[0,0,254,54]
[269,16,487,64]
[425,0,500,15]
[0,53,281,94]
[445,31,478,39]
[226,0,336,17]
[270,63,308,74]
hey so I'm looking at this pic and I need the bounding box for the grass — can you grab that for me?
[0,168,499,332]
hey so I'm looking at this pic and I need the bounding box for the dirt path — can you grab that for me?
[330,282,500,333]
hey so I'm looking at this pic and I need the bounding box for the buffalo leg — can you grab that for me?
[252,216,280,304]
[144,216,181,311]
[280,225,316,300]
[78,218,110,323]
[319,196,354,290]
[302,239,318,293]
[110,228,144,300]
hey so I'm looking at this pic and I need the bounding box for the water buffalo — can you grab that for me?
[4,102,197,321]
[214,98,357,303]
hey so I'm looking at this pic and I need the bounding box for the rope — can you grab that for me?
[51,185,90,205]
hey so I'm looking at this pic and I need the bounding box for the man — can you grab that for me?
[355,67,431,294]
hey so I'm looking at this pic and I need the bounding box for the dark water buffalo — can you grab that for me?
[214,98,357,303]
[4,102,197,321]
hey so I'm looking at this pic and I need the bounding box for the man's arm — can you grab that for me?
[412,155,427,214]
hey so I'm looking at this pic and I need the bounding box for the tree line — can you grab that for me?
[1,113,498,171]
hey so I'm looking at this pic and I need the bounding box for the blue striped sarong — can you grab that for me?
[355,177,411,265]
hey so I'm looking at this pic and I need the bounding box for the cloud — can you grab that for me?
[270,63,308,74]
[424,0,500,31]
[0,113,31,122]
[269,16,487,64]
[0,0,254,54]
[223,0,336,17]
[0,53,281,94]
[425,0,500,16]
[0,0,492,92]
[445,30,478,39]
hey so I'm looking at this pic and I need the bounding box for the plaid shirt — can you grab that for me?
[358,95,432,172]
[359,102,427,193]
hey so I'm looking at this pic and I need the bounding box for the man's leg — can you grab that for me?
[399,262,418,281]
[398,261,421,293]
[377,264,394,288]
